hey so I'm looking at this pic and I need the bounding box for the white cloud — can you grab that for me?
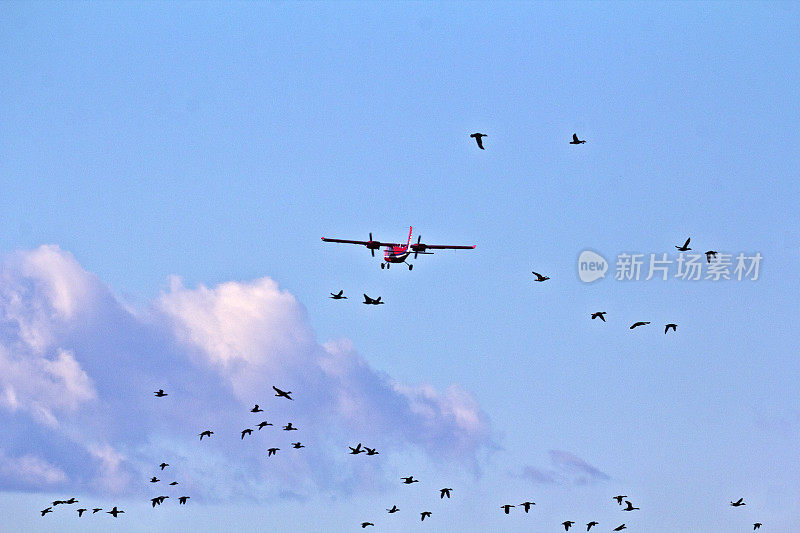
[0,245,492,498]
[0,449,68,487]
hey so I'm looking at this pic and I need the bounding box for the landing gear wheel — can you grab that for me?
[409,264,413,270]
[380,263,385,269]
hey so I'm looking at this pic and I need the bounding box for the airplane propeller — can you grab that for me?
[366,232,380,257]
[411,236,433,258]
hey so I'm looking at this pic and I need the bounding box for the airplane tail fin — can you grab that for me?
[407,226,413,249]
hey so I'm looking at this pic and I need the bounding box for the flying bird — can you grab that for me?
[676,237,691,251]
[40,507,53,516]
[159,462,169,470]
[169,481,178,486]
[77,508,87,517]
[470,132,487,149]
[149,476,160,483]
[283,422,298,431]
[349,444,364,454]
[630,321,650,329]
[154,389,167,397]
[501,504,515,514]
[251,404,263,413]
[107,507,124,517]
[179,496,190,505]
[257,421,273,430]
[587,522,599,531]
[570,133,586,144]
[440,488,452,499]
[365,447,379,455]
[665,323,677,333]
[387,505,399,513]
[563,521,576,531]
[613,495,627,505]
[52,500,65,506]
[706,250,718,263]
[401,476,419,484]
[199,430,214,440]
[268,448,279,456]
[623,501,639,511]
[241,428,253,439]
[273,386,293,400]
[613,525,627,531]
[532,271,550,282]
[753,523,762,530]
[92,508,102,513]
[731,498,746,507]
[291,442,305,449]
[363,294,384,305]
[330,290,348,299]
[151,496,168,507]
[361,523,374,528]
[520,501,535,512]
[420,511,432,521]
[591,311,607,322]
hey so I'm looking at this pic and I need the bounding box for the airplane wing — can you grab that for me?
[321,237,400,247]
[410,243,476,251]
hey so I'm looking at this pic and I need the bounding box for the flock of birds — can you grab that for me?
[33,133,763,530]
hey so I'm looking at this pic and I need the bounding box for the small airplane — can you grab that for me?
[273,386,293,400]
[322,227,475,270]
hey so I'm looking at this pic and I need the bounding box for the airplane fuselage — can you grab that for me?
[384,246,411,263]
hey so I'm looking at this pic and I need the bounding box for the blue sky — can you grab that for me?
[1,2,799,531]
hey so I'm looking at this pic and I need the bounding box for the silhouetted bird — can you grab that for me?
[731,498,746,507]
[349,444,364,454]
[283,422,298,431]
[421,511,432,521]
[613,495,627,505]
[591,312,607,322]
[613,525,627,531]
[151,496,168,507]
[154,389,167,397]
[52,500,65,506]
[77,509,87,517]
[169,481,178,486]
[676,237,691,251]
[706,250,718,263]
[150,477,160,483]
[361,523,374,528]
[501,504,515,514]
[470,133,487,149]
[40,507,52,516]
[563,521,576,531]
[179,496,190,505]
[365,447,379,455]
[440,488,452,498]
[199,430,214,440]
[630,321,650,329]
[273,386,293,400]
[64,498,77,504]
[241,428,253,439]
[532,271,550,282]
[107,507,124,517]
[387,505,399,513]
[665,323,677,333]
[159,462,169,470]
[520,501,535,512]
[623,501,639,511]
[363,294,384,305]
[587,522,599,531]
[292,442,305,449]
[268,448,279,456]
[330,290,347,299]
[753,523,762,530]
[401,476,419,484]
[257,421,273,430]
[251,404,263,413]
[92,508,102,513]
[570,133,586,144]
